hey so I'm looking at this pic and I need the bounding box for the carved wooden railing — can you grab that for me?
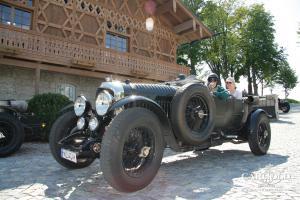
[0,28,189,81]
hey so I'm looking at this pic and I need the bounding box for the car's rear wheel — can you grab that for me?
[49,111,95,169]
[171,83,216,145]
[0,113,24,157]
[100,107,164,192]
[248,114,271,155]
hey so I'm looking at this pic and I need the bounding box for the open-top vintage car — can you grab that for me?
[49,75,271,192]
[0,100,45,157]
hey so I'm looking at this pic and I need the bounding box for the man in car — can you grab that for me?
[207,73,229,100]
[225,77,242,99]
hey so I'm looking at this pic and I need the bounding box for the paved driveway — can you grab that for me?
[1,105,300,200]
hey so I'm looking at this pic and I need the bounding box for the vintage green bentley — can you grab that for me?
[49,76,271,192]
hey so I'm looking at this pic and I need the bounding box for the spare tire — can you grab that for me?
[171,83,216,145]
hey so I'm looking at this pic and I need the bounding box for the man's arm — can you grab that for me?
[213,86,229,100]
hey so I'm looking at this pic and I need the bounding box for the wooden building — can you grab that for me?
[0,0,212,101]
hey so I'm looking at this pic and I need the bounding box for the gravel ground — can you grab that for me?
[0,105,300,200]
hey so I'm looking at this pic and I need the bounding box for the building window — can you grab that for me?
[105,32,128,52]
[0,4,11,25]
[0,3,32,30]
[27,0,33,7]
[57,84,76,101]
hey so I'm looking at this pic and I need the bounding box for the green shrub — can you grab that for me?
[28,93,72,141]
[287,98,300,104]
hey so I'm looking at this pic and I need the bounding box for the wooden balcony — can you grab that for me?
[0,28,189,82]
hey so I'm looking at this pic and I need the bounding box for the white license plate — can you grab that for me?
[61,148,77,163]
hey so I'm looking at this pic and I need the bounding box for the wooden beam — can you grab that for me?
[156,0,176,15]
[0,57,161,82]
[0,57,108,79]
[173,19,196,34]
[35,66,40,95]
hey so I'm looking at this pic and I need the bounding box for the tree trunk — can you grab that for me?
[252,68,258,95]
[285,88,289,99]
[190,58,196,75]
[261,79,264,96]
[247,66,253,95]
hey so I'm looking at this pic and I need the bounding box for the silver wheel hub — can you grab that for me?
[139,146,151,158]
[92,143,101,153]
[0,131,5,139]
[197,110,207,119]
[264,130,268,138]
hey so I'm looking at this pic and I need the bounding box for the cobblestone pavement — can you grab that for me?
[1,105,300,200]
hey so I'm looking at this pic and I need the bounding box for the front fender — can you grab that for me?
[108,96,180,151]
[57,103,74,117]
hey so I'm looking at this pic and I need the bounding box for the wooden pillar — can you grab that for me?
[35,67,40,95]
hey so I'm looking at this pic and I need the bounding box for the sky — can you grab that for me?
[240,0,300,100]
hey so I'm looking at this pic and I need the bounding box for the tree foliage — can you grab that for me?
[178,0,297,95]
[179,0,243,83]
[274,64,298,98]
[239,4,281,95]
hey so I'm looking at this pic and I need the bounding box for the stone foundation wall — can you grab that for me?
[0,65,104,102]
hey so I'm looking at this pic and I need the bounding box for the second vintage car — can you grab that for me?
[49,75,271,192]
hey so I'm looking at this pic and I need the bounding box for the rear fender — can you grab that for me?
[0,106,18,117]
[248,109,269,135]
[108,96,180,151]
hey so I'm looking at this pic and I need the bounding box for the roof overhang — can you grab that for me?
[155,0,213,42]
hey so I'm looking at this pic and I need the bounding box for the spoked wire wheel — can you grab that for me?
[248,113,271,155]
[171,83,216,144]
[0,113,24,157]
[185,94,209,133]
[101,107,164,192]
[122,127,155,178]
[257,123,270,149]
[0,121,14,148]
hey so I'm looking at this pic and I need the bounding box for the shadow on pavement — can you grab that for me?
[0,145,289,200]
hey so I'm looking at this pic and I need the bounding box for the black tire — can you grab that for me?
[49,111,95,169]
[281,102,290,113]
[0,113,24,157]
[248,114,271,156]
[171,83,216,145]
[100,107,164,192]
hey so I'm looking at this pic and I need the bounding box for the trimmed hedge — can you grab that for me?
[28,93,72,140]
[287,99,300,104]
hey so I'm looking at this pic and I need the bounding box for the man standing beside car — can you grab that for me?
[207,73,229,100]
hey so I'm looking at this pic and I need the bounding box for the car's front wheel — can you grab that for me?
[100,107,164,192]
[248,113,271,155]
[49,111,95,169]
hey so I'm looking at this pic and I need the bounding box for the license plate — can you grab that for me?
[61,148,77,163]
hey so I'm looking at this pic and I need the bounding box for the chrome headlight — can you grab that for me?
[88,117,99,131]
[96,91,113,115]
[77,117,86,130]
[74,96,88,116]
